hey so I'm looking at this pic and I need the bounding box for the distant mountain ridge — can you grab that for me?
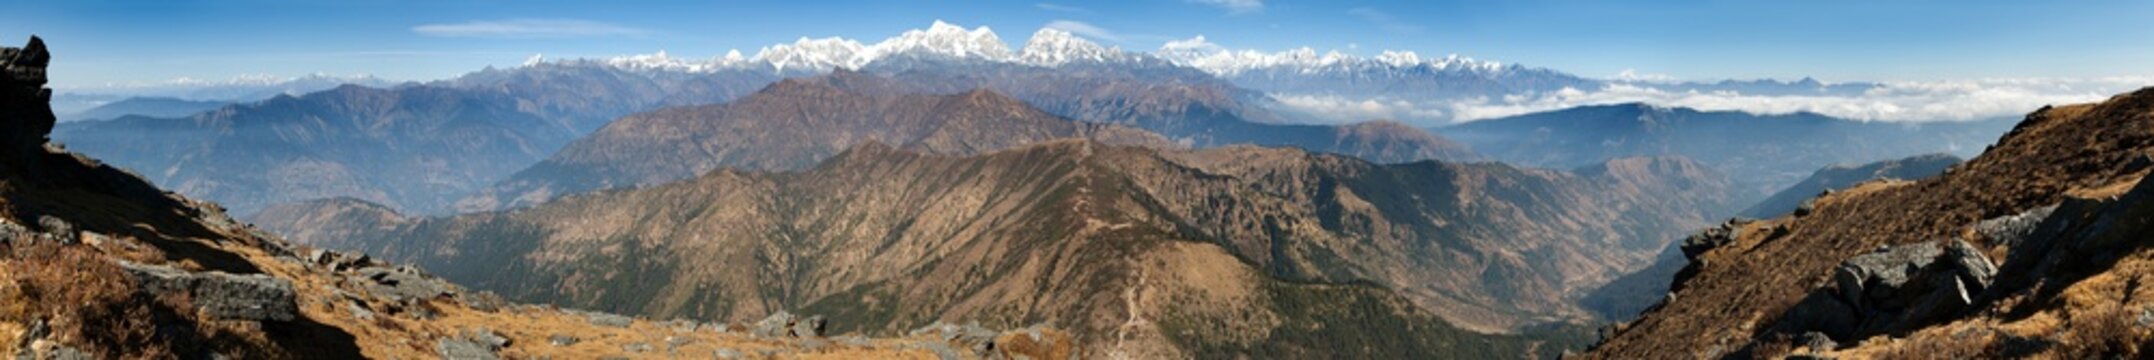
[1437,103,2014,199]
[57,96,226,122]
[456,72,1177,211]
[1739,153,1963,218]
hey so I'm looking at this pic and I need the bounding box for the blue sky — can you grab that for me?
[4,0,2151,88]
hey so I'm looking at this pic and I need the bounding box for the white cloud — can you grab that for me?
[1261,77,2153,126]
[1615,69,1677,83]
[1187,0,1264,14]
[1035,3,1094,14]
[412,19,652,39]
[1440,77,2153,123]
[1044,20,1121,42]
[1347,7,1422,34]
[1161,35,1225,53]
[1273,94,1448,124]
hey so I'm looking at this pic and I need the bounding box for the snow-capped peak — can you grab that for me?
[1374,51,1419,67]
[1155,35,1509,76]
[752,36,872,72]
[868,20,1013,61]
[1018,28,1124,66]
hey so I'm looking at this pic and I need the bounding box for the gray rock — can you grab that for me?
[304,249,332,266]
[346,302,376,321]
[621,342,654,353]
[1797,331,1838,350]
[751,311,797,338]
[34,216,73,244]
[465,327,511,349]
[330,252,373,272]
[792,315,827,338]
[459,291,510,312]
[353,266,450,302]
[119,261,297,322]
[714,348,745,359]
[548,334,580,346]
[1680,218,1754,259]
[0,220,28,243]
[697,322,731,333]
[1779,238,1997,342]
[586,312,632,328]
[2141,307,2154,329]
[1974,205,2058,248]
[436,338,500,360]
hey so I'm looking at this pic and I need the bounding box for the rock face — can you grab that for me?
[118,261,300,322]
[1774,239,1997,343]
[0,36,53,163]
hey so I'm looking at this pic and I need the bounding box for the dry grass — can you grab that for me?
[0,242,179,359]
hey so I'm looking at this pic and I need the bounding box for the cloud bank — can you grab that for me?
[1272,77,2153,125]
[412,19,652,39]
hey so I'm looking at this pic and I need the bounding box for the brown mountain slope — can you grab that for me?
[0,37,1051,360]
[264,133,1734,354]
[1589,87,2154,358]
[865,64,1484,164]
[455,71,1175,212]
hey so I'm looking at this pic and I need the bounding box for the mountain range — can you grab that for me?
[255,125,1739,357]
[60,22,1489,216]
[1437,103,2014,198]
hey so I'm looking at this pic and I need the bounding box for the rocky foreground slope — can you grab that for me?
[1590,88,2154,358]
[1,37,1059,359]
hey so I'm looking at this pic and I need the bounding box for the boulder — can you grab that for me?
[352,266,451,302]
[585,312,633,328]
[119,261,298,322]
[435,338,499,360]
[547,334,580,346]
[1680,218,1753,259]
[1774,239,1997,342]
[34,216,73,245]
[1974,205,2057,248]
[750,311,797,338]
[791,315,827,338]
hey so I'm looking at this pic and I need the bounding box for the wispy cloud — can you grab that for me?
[1268,77,2152,125]
[1044,20,1121,42]
[411,19,652,39]
[1035,3,1094,14]
[1187,0,1264,14]
[1347,7,1422,34]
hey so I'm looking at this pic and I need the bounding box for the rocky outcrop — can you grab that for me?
[0,36,52,162]
[1772,239,1997,345]
[118,261,299,322]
